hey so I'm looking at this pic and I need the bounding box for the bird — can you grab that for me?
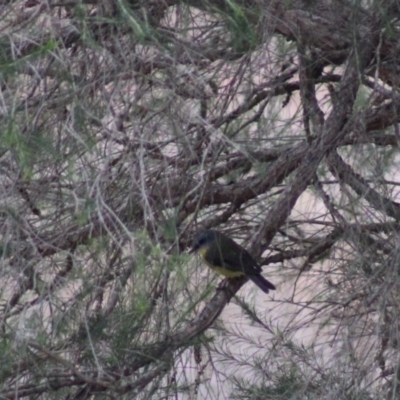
[190,229,276,294]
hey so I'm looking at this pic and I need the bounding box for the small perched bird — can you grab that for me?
[190,229,276,294]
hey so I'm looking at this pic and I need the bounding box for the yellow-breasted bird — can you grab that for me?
[190,229,276,294]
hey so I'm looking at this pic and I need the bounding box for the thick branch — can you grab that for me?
[327,151,400,221]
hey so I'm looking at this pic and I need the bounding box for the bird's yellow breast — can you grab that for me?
[208,265,244,278]
[198,246,244,278]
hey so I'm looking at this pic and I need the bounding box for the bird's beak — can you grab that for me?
[189,245,197,254]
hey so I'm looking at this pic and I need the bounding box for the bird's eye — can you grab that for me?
[198,236,206,245]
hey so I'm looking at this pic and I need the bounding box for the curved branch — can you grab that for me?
[327,151,400,221]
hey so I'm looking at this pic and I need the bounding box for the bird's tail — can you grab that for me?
[248,274,276,294]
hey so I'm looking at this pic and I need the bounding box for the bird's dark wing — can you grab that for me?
[203,244,226,268]
[223,247,262,274]
[203,235,275,292]
[203,234,261,274]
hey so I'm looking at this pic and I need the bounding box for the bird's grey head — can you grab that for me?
[190,230,218,253]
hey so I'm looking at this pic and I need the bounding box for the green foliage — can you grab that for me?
[0,338,13,382]
[223,0,258,53]
[232,368,309,399]
[0,39,57,77]
[1,122,55,179]
[117,0,159,44]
